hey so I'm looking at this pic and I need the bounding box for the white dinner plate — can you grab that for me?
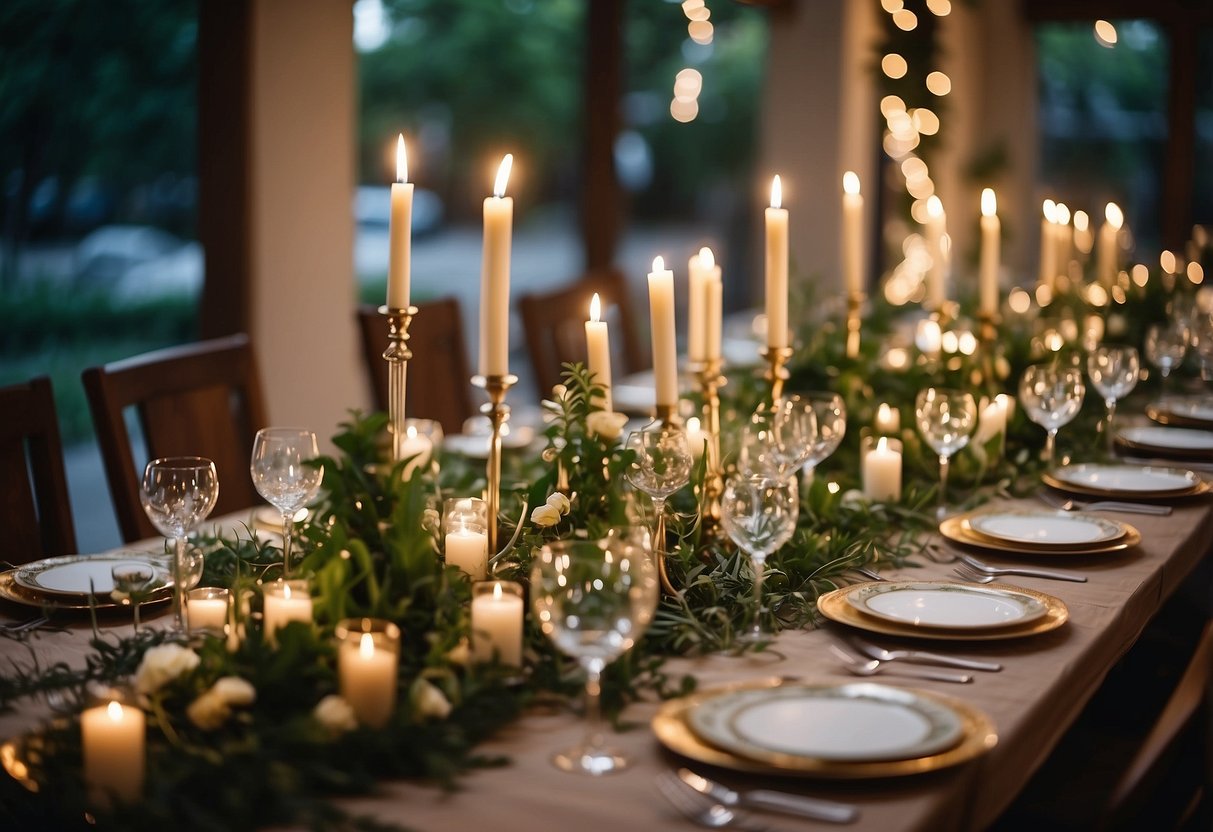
[845,581,1048,630]
[966,509,1124,546]
[1047,463,1203,496]
[1117,426,1213,452]
[687,683,964,764]
[14,553,173,597]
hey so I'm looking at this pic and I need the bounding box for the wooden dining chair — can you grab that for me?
[82,334,268,542]
[356,298,475,435]
[0,377,77,563]
[517,268,644,396]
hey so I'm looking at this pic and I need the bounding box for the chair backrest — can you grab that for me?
[83,334,268,542]
[356,298,475,435]
[0,377,76,562]
[517,268,644,396]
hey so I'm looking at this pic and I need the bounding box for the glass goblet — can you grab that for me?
[251,428,323,576]
[1019,364,1086,465]
[720,474,799,643]
[1145,321,1189,399]
[531,538,658,775]
[624,426,692,560]
[792,392,847,481]
[140,457,219,631]
[915,388,977,519]
[738,402,818,480]
[1189,313,1213,382]
[1087,345,1140,451]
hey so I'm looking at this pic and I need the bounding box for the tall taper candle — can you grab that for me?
[479,154,514,377]
[647,256,678,408]
[703,248,722,362]
[842,172,864,297]
[1097,202,1123,290]
[925,195,946,309]
[1054,202,1072,283]
[765,175,789,349]
[688,247,722,363]
[979,188,1000,317]
[386,134,414,310]
[585,292,613,410]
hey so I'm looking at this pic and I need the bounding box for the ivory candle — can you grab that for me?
[584,293,613,410]
[704,250,722,363]
[863,437,902,502]
[647,256,678,408]
[875,403,900,435]
[186,587,230,633]
[1097,202,1123,290]
[1039,200,1058,289]
[399,424,433,479]
[685,416,707,459]
[82,701,145,806]
[688,247,722,363]
[263,580,313,641]
[765,175,789,349]
[386,134,414,310]
[445,527,488,581]
[842,172,864,297]
[339,631,399,728]
[1054,202,1072,282]
[471,581,524,666]
[479,154,514,377]
[925,195,946,309]
[979,188,1000,317]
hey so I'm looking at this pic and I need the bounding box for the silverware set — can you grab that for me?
[0,615,49,635]
[657,768,860,829]
[951,555,1087,584]
[1036,488,1171,516]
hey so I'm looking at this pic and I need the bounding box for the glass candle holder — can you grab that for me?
[80,686,145,807]
[335,617,401,728]
[471,580,524,667]
[262,579,313,642]
[861,435,903,503]
[401,417,444,479]
[444,497,490,580]
[186,587,230,634]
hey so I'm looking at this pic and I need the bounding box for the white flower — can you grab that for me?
[840,489,866,508]
[186,691,230,730]
[545,492,571,515]
[412,679,452,720]
[421,508,441,533]
[586,410,628,442]
[446,638,470,666]
[211,676,256,707]
[551,384,568,402]
[313,694,357,735]
[530,504,562,527]
[134,644,200,695]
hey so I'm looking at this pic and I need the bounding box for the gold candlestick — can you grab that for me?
[759,346,795,406]
[381,305,419,463]
[689,359,726,540]
[472,373,517,555]
[846,292,865,359]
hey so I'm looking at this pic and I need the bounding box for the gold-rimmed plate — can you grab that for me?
[844,581,1048,631]
[962,509,1127,551]
[1116,426,1213,459]
[1043,463,1209,500]
[940,515,1141,556]
[1146,400,1213,430]
[817,581,1068,641]
[14,553,172,598]
[0,570,170,611]
[652,678,997,778]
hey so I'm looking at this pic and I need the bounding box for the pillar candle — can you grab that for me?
[1039,200,1058,290]
[647,256,678,408]
[685,416,706,459]
[186,589,229,633]
[875,403,900,435]
[925,195,946,309]
[471,581,524,666]
[765,175,789,349]
[978,395,1009,457]
[445,527,488,581]
[386,134,414,310]
[863,437,902,502]
[82,701,145,806]
[584,293,613,410]
[979,188,1000,317]
[479,154,514,377]
[1097,202,1123,290]
[842,172,864,297]
[263,580,313,641]
[399,424,433,480]
[339,632,398,728]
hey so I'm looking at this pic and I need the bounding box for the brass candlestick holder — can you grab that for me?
[759,345,795,406]
[846,292,865,359]
[472,372,518,555]
[381,305,419,463]
[688,359,727,541]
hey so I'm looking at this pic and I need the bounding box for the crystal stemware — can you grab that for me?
[915,388,977,518]
[1145,321,1190,399]
[1019,364,1086,465]
[1087,345,1140,450]
[794,392,847,480]
[1189,312,1213,382]
[531,538,659,775]
[624,426,692,561]
[720,473,799,643]
[139,457,219,631]
[738,400,819,479]
[251,428,323,576]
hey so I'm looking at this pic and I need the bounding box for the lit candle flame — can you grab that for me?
[493,582,503,601]
[770,175,782,209]
[927,195,943,218]
[359,632,375,659]
[493,153,513,198]
[699,246,714,268]
[589,292,601,323]
[406,424,417,440]
[1056,202,1070,224]
[686,416,701,433]
[107,701,123,722]
[981,188,996,217]
[652,255,666,272]
[283,583,292,600]
[1073,210,1089,232]
[876,436,889,453]
[843,171,860,196]
[396,134,407,183]
[1043,199,1057,223]
[1105,201,1123,229]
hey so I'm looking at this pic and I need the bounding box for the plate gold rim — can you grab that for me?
[817,581,1069,641]
[843,580,1049,632]
[1115,427,1213,458]
[940,515,1141,556]
[961,510,1127,551]
[13,553,172,598]
[1146,403,1213,430]
[652,678,998,778]
[1041,468,1208,500]
[0,570,170,611]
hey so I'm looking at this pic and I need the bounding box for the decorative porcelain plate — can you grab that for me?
[1044,463,1206,498]
[1146,398,1213,429]
[14,553,172,598]
[1117,426,1213,455]
[965,510,1125,548]
[844,581,1047,630]
[688,683,964,764]
[939,515,1141,556]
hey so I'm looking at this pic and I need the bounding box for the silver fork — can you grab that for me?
[1036,489,1171,516]
[0,615,48,635]
[657,772,783,831]
[955,554,1087,583]
[847,566,886,582]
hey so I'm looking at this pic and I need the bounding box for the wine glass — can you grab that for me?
[720,474,799,643]
[1145,321,1190,399]
[1087,345,1140,450]
[794,392,847,480]
[1019,364,1086,465]
[624,426,692,561]
[1189,312,1213,382]
[915,389,977,519]
[738,401,818,479]
[251,428,323,576]
[140,457,219,631]
[531,538,659,775]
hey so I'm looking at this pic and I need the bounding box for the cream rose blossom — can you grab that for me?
[412,679,453,720]
[544,492,571,515]
[134,644,200,694]
[586,411,628,441]
[313,694,358,734]
[186,691,230,730]
[211,676,256,707]
[530,504,561,527]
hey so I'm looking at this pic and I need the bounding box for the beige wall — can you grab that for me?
[250,0,368,447]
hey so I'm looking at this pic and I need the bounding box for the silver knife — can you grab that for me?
[677,768,860,824]
[847,635,1003,672]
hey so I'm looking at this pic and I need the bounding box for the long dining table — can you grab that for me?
[2,494,1210,830]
